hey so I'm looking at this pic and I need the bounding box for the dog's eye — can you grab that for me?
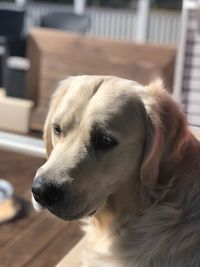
[91,128,118,151]
[53,124,62,136]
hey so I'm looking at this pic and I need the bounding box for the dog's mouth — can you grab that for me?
[32,193,98,220]
[89,209,96,216]
[47,204,97,221]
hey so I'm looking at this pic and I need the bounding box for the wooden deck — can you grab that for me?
[0,149,83,267]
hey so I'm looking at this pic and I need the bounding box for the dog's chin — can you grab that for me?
[32,194,98,221]
[47,205,96,221]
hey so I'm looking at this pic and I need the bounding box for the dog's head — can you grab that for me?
[32,76,188,220]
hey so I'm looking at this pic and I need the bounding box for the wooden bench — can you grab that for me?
[26,28,176,132]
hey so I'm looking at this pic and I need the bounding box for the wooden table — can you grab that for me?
[0,149,82,267]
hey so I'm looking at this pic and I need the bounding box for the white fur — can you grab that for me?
[32,194,43,211]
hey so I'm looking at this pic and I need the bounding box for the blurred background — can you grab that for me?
[0,0,200,266]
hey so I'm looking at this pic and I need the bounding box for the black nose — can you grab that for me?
[32,177,63,206]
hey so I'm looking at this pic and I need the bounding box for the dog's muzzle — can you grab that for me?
[32,175,97,220]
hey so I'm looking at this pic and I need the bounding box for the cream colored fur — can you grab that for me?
[34,75,199,267]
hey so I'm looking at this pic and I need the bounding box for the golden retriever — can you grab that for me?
[32,75,200,267]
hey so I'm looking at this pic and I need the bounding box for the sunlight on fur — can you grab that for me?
[32,76,200,267]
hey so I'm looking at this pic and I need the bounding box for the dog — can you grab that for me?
[32,75,200,267]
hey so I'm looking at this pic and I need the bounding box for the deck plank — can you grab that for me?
[0,213,68,267]
[26,221,83,267]
[0,149,82,267]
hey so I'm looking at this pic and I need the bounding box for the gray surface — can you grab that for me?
[0,131,45,157]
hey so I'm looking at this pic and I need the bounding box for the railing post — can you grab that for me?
[74,0,87,15]
[136,0,150,42]
[15,0,28,8]
[173,0,190,102]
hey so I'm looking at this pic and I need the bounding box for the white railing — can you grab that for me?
[27,2,73,27]
[0,131,45,157]
[86,7,138,41]
[148,11,181,45]
[0,2,182,45]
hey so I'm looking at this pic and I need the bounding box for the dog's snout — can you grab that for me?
[32,176,63,206]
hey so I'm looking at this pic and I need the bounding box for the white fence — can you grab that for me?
[0,2,182,45]
[148,11,181,45]
[87,8,138,41]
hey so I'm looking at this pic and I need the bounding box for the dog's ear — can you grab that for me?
[139,80,188,189]
[43,78,72,158]
[140,112,164,189]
